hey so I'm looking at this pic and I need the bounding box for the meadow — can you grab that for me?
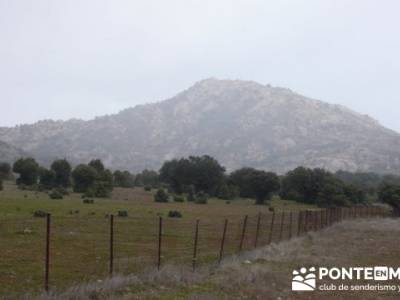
[0,181,316,297]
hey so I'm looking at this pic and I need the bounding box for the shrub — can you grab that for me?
[187,185,196,202]
[154,189,169,203]
[33,210,47,218]
[173,195,185,202]
[195,191,208,204]
[118,210,128,217]
[144,185,152,192]
[56,187,69,195]
[49,190,63,200]
[168,210,183,218]
[83,188,96,198]
[83,199,95,204]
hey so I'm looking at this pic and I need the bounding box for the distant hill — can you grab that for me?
[0,140,27,163]
[1,78,400,174]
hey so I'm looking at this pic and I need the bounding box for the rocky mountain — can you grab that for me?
[0,140,27,163]
[1,78,400,174]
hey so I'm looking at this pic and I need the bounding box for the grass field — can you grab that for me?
[37,218,400,300]
[0,181,316,297]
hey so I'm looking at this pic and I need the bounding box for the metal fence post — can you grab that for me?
[254,213,261,248]
[192,220,200,271]
[268,212,275,244]
[219,219,228,264]
[279,212,285,241]
[109,214,114,276]
[157,217,163,270]
[297,211,303,237]
[44,213,51,292]
[238,215,248,253]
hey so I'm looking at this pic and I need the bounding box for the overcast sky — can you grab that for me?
[1,0,399,132]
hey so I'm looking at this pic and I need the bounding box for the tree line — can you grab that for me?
[1,155,400,213]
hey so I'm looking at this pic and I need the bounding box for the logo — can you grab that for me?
[292,267,317,291]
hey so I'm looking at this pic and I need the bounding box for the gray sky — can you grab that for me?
[1,0,399,132]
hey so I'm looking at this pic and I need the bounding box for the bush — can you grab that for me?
[168,210,183,218]
[83,188,96,198]
[173,195,185,202]
[49,190,63,200]
[56,187,69,195]
[117,210,128,217]
[154,189,169,203]
[195,191,208,204]
[33,210,47,218]
[83,199,95,204]
[144,185,152,192]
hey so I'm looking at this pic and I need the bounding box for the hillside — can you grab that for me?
[0,140,26,163]
[1,79,400,174]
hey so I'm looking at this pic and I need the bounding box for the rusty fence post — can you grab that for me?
[238,215,248,253]
[109,214,114,276]
[268,212,275,244]
[289,211,293,239]
[279,212,285,241]
[44,213,51,292]
[157,217,163,270]
[218,219,228,264]
[192,220,200,271]
[254,213,261,248]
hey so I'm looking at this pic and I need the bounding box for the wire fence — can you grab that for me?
[0,206,389,295]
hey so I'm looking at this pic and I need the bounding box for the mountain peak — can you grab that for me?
[0,79,399,174]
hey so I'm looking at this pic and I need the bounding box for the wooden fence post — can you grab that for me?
[268,212,275,244]
[109,214,114,276]
[157,217,163,270]
[44,213,51,292]
[254,213,261,248]
[289,212,293,239]
[218,219,228,264]
[192,220,200,271]
[238,215,248,253]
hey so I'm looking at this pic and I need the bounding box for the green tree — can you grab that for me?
[281,167,366,207]
[379,184,400,216]
[113,170,134,188]
[88,159,105,173]
[72,164,97,193]
[94,168,114,197]
[39,167,56,190]
[160,155,225,196]
[13,158,40,186]
[230,168,280,204]
[51,159,72,187]
[134,169,159,187]
[154,189,169,203]
[0,162,11,180]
